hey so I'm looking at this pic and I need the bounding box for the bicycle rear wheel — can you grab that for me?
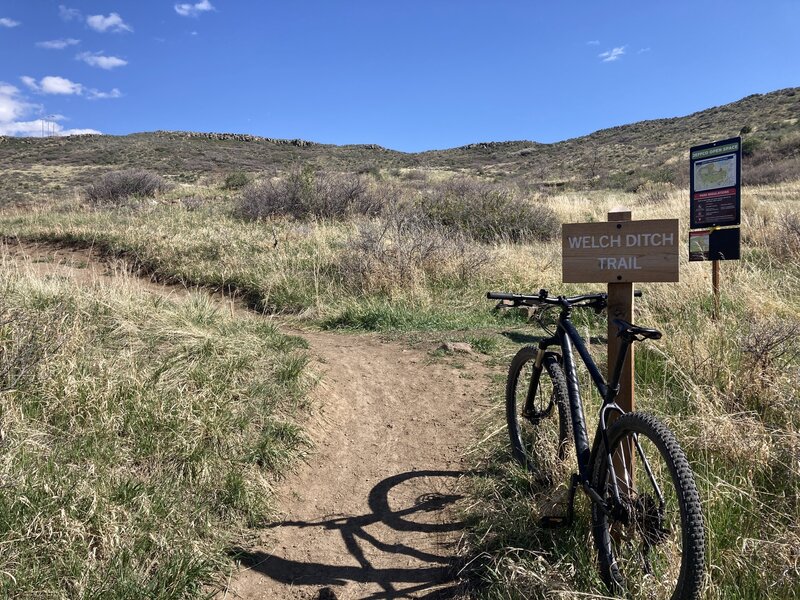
[591,412,705,599]
[505,347,571,481]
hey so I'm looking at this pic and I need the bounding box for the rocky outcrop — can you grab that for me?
[153,130,321,147]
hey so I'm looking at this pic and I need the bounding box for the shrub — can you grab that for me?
[415,177,560,243]
[85,169,171,206]
[234,167,383,221]
[741,137,762,157]
[638,181,672,205]
[768,211,800,259]
[223,171,250,190]
[340,212,490,294]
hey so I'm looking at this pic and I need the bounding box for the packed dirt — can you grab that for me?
[3,241,494,599]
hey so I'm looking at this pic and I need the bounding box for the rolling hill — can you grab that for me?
[1,86,798,203]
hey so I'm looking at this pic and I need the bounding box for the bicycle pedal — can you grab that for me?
[539,515,572,529]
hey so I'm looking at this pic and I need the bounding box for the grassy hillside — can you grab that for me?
[1,87,798,204]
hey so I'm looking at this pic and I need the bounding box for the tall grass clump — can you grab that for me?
[85,169,171,206]
[0,269,312,597]
[415,177,560,243]
[234,167,384,220]
[340,211,490,295]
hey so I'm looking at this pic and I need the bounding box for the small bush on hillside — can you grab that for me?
[768,211,800,259]
[741,137,762,157]
[745,158,800,186]
[638,181,672,205]
[223,171,250,190]
[340,212,490,294]
[415,178,560,243]
[85,169,171,206]
[234,167,383,221]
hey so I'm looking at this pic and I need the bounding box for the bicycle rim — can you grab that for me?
[592,413,704,599]
[507,350,571,480]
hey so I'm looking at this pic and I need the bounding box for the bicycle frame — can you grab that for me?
[527,304,639,512]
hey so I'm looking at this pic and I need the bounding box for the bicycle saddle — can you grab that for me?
[613,319,662,341]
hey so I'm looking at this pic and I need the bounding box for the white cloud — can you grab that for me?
[40,76,83,95]
[20,77,38,92]
[37,38,81,50]
[0,84,34,123]
[21,76,122,100]
[0,119,100,136]
[59,5,82,22]
[0,17,21,27]
[599,46,626,62]
[175,1,214,17]
[87,13,132,33]
[0,81,101,137]
[87,88,122,100]
[638,47,651,54]
[586,40,600,46]
[77,52,127,69]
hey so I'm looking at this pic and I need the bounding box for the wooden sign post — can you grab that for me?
[562,211,679,488]
[606,210,635,418]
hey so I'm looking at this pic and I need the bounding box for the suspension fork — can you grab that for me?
[522,337,558,418]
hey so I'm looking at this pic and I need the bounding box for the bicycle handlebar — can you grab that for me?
[487,288,642,310]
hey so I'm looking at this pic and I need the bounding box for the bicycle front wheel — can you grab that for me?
[505,347,571,481]
[591,412,705,600]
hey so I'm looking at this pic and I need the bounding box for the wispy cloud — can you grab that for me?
[87,88,122,100]
[175,1,215,17]
[59,5,82,22]
[638,47,651,54]
[87,13,132,33]
[37,38,81,50]
[0,82,100,137]
[0,17,21,28]
[599,46,626,62]
[586,40,600,46]
[21,75,122,100]
[77,51,128,70]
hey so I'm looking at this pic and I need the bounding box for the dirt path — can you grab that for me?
[3,241,492,600]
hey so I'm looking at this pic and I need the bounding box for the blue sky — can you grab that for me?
[1,1,798,151]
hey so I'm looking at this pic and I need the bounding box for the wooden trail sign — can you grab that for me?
[562,211,680,488]
[562,219,680,283]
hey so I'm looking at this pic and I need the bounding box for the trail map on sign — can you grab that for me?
[689,137,741,229]
[694,155,736,192]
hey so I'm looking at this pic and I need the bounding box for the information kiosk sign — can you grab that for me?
[689,137,741,228]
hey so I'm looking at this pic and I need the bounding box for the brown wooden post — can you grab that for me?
[607,209,635,492]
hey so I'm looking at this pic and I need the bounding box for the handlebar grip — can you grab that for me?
[487,291,516,301]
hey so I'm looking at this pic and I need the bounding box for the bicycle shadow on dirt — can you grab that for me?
[230,470,470,599]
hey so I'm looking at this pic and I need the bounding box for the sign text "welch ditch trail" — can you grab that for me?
[562,219,680,283]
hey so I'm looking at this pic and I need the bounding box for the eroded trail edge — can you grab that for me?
[4,241,492,600]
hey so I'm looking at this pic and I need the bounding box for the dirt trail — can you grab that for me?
[3,241,492,600]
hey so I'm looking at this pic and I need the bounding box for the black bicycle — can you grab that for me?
[487,289,705,600]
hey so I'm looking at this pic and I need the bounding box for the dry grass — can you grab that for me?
[0,177,799,597]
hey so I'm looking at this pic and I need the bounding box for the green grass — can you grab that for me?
[0,268,313,598]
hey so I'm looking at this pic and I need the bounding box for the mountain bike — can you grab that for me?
[487,289,705,599]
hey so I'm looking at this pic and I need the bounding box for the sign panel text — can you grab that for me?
[562,219,680,283]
